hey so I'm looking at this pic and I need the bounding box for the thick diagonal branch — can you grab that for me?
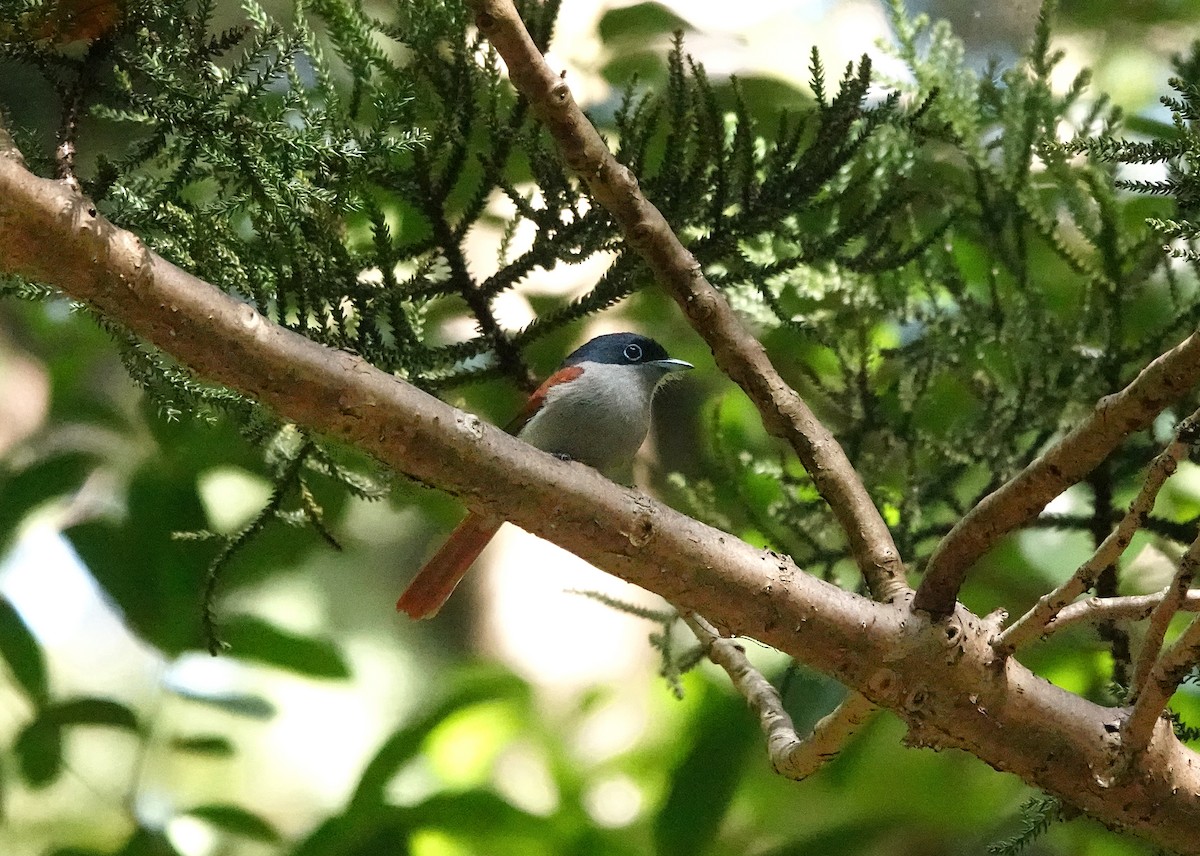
[917,330,1200,617]
[468,0,907,604]
[6,117,1200,854]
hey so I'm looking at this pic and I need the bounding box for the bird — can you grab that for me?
[396,331,693,619]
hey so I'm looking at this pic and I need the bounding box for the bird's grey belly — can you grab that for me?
[519,390,648,475]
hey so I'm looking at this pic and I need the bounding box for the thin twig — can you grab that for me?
[468,0,909,604]
[55,76,84,189]
[992,408,1200,656]
[54,37,113,190]
[1049,590,1200,634]
[202,440,312,654]
[1130,535,1200,700]
[683,612,878,780]
[1122,613,1200,757]
[917,334,1200,618]
[1033,511,1200,546]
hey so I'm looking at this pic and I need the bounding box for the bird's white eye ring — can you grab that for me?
[623,343,643,362]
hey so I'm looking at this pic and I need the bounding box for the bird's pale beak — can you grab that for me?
[651,358,693,372]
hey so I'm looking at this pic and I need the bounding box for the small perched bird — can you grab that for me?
[397,332,693,619]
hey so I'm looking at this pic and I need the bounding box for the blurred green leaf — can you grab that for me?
[222,614,350,679]
[67,825,191,856]
[601,51,671,87]
[168,735,236,756]
[596,0,698,87]
[598,2,693,43]
[1120,115,1180,140]
[292,815,353,856]
[653,682,760,856]
[14,714,61,788]
[14,697,138,788]
[115,827,180,856]
[66,405,340,657]
[166,685,276,719]
[298,792,559,856]
[45,697,141,730]
[184,804,282,843]
[707,76,812,123]
[0,451,97,551]
[1057,0,1194,26]
[405,788,554,835]
[349,667,531,814]
[0,596,48,706]
[68,465,213,655]
[757,819,893,855]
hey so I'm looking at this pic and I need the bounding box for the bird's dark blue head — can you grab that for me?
[563,332,677,368]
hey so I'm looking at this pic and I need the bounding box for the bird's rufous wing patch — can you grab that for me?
[506,365,585,433]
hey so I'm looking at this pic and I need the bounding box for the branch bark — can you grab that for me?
[1050,590,1200,634]
[468,0,908,605]
[1130,535,1200,700]
[5,131,1200,853]
[992,411,1199,656]
[685,612,878,780]
[1123,613,1200,758]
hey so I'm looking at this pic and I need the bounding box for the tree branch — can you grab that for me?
[916,331,1200,617]
[684,612,878,780]
[5,132,1200,852]
[1122,613,1200,759]
[468,0,908,605]
[1049,590,1200,634]
[1130,534,1200,700]
[992,410,1200,656]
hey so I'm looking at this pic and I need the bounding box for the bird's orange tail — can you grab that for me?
[397,513,503,619]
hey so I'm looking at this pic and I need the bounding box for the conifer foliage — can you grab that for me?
[1,0,947,613]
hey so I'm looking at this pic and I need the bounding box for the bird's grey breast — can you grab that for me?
[517,362,656,475]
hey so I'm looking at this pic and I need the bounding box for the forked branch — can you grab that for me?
[468,0,908,604]
[917,337,1200,617]
[684,613,878,780]
[1122,613,1200,757]
[1129,534,1200,698]
[992,409,1200,656]
[6,109,1200,855]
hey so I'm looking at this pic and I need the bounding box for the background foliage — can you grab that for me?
[3,0,1200,854]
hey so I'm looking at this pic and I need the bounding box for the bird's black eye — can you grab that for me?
[623,343,643,362]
